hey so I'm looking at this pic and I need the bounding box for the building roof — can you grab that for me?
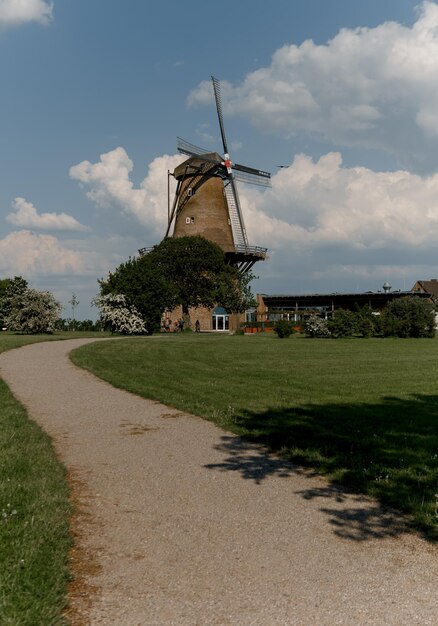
[260,290,431,311]
[173,153,223,180]
[412,279,438,298]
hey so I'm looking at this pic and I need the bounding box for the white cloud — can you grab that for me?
[0,231,138,317]
[0,0,53,26]
[189,1,438,170]
[70,146,438,263]
[6,197,89,231]
[68,145,438,292]
[0,230,86,276]
[241,156,432,290]
[69,147,184,236]
[239,151,438,255]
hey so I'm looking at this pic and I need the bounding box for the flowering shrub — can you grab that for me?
[4,287,61,334]
[303,315,331,338]
[93,293,146,334]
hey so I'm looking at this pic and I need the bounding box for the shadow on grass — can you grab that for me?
[205,395,438,542]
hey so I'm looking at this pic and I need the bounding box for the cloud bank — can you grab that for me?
[0,0,53,27]
[189,1,438,171]
[6,197,89,231]
[243,152,438,251]
[70,147,184,236]
[70,146,438,277]
[0,230,84,276]
[234,151,438,289]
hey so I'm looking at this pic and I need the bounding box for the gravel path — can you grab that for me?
[0,338,437,626]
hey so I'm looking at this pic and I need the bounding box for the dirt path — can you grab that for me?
[0,338,436,625]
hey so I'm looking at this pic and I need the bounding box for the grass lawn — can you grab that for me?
[71,332,438,541]
[0,331,108,626]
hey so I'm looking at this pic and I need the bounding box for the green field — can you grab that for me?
[72,333,438,541]
[2,328,435,626]
[0,332,108,626]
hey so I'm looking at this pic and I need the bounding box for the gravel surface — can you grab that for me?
[0,338,437,626]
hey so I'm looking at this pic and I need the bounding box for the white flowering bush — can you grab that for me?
[93,293,146,334]
[5,288,62,334]
[303,315,331,338]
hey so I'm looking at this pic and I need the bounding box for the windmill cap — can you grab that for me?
[174,153,223,179]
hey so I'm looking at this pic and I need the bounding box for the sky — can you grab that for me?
[2,0,438,319]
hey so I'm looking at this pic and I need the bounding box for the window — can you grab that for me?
[212,307,229,331]
[245,308,256,323]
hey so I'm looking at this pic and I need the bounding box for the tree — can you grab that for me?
[69,293,80,331]
[55,318,101,332]
[98,254,173,334]
[327,309,357,338]
[355,305,380,338]
[0,276,28,328]
[0,278,10,299]
[5,288,61,334]
[147,236,249,323]
[97,235,256,331]
[381,297,436,338]
[214,268,257,314]
[0,277,62,334]
[0,278,11,327]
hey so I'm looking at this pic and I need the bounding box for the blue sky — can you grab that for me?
[1,0,438,319]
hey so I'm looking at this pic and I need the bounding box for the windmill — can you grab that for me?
[161,76,271,273]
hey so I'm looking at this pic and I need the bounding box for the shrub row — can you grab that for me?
[303,297,436,338]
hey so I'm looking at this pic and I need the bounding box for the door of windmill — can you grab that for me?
[212,306,229,331]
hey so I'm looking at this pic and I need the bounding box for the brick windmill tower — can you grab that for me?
[165,76,271,273]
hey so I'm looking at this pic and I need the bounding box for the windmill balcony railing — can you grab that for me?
[234,245,267,257]
[139,244,267,258]
[138,246,154,257]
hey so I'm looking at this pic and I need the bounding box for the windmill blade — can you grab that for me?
[233,170,271,187]
[233,162,271,187]
[211,76,229,155]
[177,137,213,158]
[165,179,182,237]
[223,177,249,249]
[233,162,271,180]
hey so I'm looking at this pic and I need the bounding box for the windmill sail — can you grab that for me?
[233,162,271,185]
[212,76,229,155]
[177,137,212,158]
[224,180,248,248]
[210,76,249,249]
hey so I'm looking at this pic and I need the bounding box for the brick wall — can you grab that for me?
[173,178,235,252]
[162,305,244,332]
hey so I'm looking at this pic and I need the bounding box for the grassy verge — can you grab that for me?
[71,333,438,541]
[0,332,108,625]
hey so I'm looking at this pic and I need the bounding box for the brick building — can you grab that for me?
[256,285,433,323]
[411,279,438,299]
